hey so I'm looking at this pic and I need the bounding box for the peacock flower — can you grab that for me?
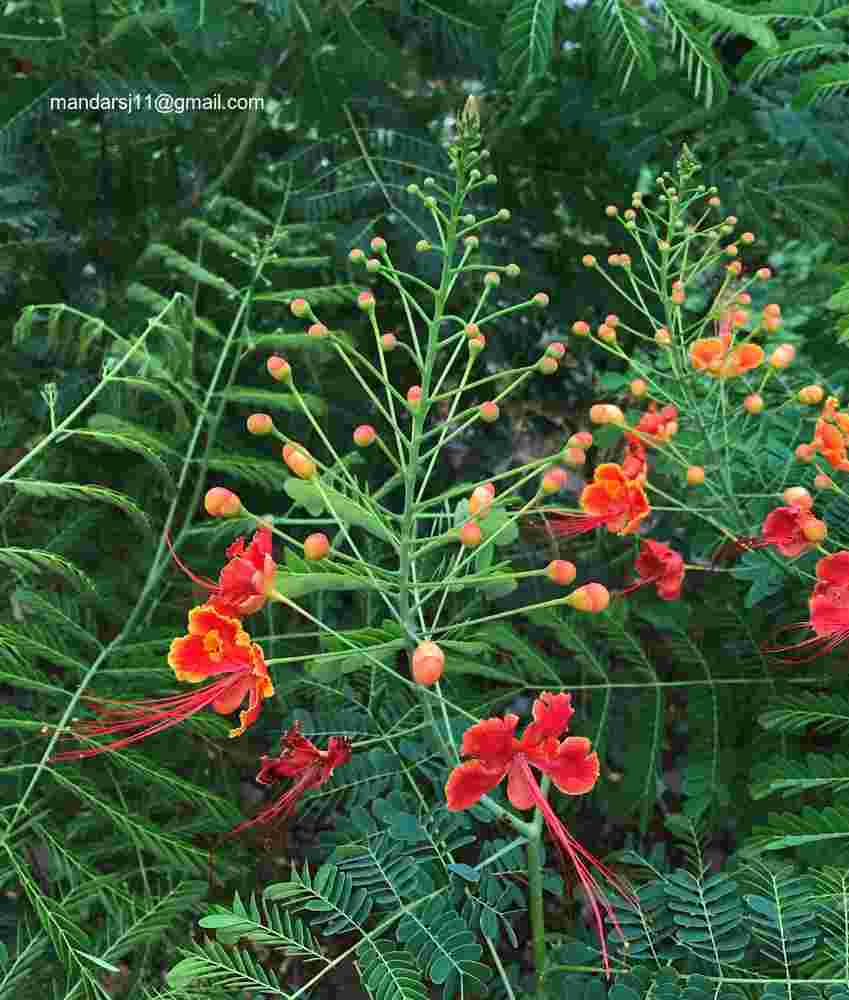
[540,464,650,540]
[690,337,764,379]
[227,722,352,837]
[50,605,273,760]
[811,418,849,471]
[621,434,648,483]
[768,551,849,661]
[737,505,823,558]
[445,692,633,977]
[632,403,678,445]
[621,539,685,600]
[169,526,278,618]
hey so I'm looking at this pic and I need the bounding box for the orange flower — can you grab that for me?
[690,337,764,378]
[812,418,849,470]
[50,605,273,760]
[540,463,650,540]
[445,693,633,977]
[737,504,822,558]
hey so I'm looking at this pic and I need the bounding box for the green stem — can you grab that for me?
[526,831,547,998]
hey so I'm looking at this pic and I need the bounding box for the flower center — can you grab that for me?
[204,629,224,660]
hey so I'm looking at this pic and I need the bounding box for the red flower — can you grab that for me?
[169,526,277,617]
[632,404,677,445]
[445,692,632,976]
[227,723,352,837]
[50,605,273,760]
[621,539,685,600]
[737,504,820,558]
[541,464,650,540]
[621,434,648,482]
[769,552,849,661]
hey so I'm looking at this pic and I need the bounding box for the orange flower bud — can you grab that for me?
[770,344,795,369]
[267,356,291,383]
[370,236,387,253]
[568,431,593,449]
[533,292,550,308]
[744,394,764,415]
[246,413,273,435]
[308,322,329,338]
[605,205,618,217]
[290,297,310,319]
[814,474,834,491]
[795,443,815,462]
[763,303,781,318]
[571,320,590,337]
[784,486,813,509]
[349,248,366,264]
[798,385,824,405]
[597,324,617,344]
[589,404,625,426]
[541,466,568,494]
[756,268,771,280]
[458,521,482,547]
[407,385,422,410]
[737,292,752,305]
[763,316,782,333]
[469,335,486,354]
[411,641,445,686]
[566,582,610,613]
[464,323,480,339]
[380,333,397,352]
[304,532,330,560]
[630,378,647,397]
[469,485,494,517]
[686,465,705,486]
[357,291,376,312]
[284,444,316,480]
[204,487,241,518]
[727,261,743,276]
[353,424,377,447]
[537,357,559,375]
[671,288,686,305]
[479,401,500,423]
[547,559,577,586]
[563,447,586,468]
[801,517,827,543]
[741,232,755,244]
[582,255,597,267]
[605,314,620,328]
[546,342,567,359]
[655,328,672,346]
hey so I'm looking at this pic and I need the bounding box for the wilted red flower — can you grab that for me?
[50,605,273,760]
[540,464,650,540]
[445,692,632,977]
[227,722,352,837]
[169,527,277,618]
[621,539,685,600]
[769,551,849,661]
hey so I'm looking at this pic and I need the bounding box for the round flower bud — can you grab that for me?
[566,582,610,613]
[724,244,738,257]
[464,323,480,339]
[784,486,813,509]
[744,394,764,415]
[349,248,366,264]
[770,344,795,369]
[464,236,479,249]
[416,239,432,253]
[630,378,648,397]
[537,357,559,375]
[304,533,330,561]
[802,517,827,543]
[814,474,834,491]
[763,315,782,333]
[619,255,632,268]
[756,267,771,280]
[605,205,618,217]
[497,209,511,222]
[737,292,752,305]
[353,424,377,447]
[624,209,636,222]
[686,465,705,486]
[541,466,568,494]
[469,335,486,354]
[547,560,577,586]
[407,385,423,408]
[366,258,381,273]
[731,309,749,328]
[533,292,550,308]
[380,333,397,352]
[563,446,586,468]
[370,236,387,253]
[406,183,420,195]
[246,413,273,435]
[479,401,500,423]
[671,288,686,305]
[458,521,482,547]
[485,173,497,184]
[204,487,241,518]
[708,196,721,207]
[423,196,436,209]
[308,322,329,338]
[546,342,566,359]
[572,321,590,337]
[568,431,593,450]
[581,255,597,267]
[597,324,617,344]
[412,641,445,686]
[505,264,521,278]
[290,298,310,319]
[798,385,824,405]
[267,356,291,383]
[484,271,501,287]
[589,404,625,426]
[469,485,494,517]
[764,303,781,318]
[741,232,755,244]
[655,327,672,346]
[284,445,317,480]
[605,314,620,328]
[357,291,376,313]
[795,443,815,462]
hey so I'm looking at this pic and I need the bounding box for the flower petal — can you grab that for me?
[541,737,600,795]
[521,691,574,746]
[506,758,536,810]
[445,760,507,811]
[460,715,518,767]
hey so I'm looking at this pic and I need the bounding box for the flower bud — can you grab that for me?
[464,323,480,339]
[497,209,511,222]
[283,444,316,480]
[581,255,597,267]
[589,404,624,426]
[741,232,755,244]
[547,560,577,586]
[308,322,329,338]
[568,431,593,449]
[563,446,586,467]
[505,264,521,278]
[204,487,241,518]
[597,324,617,344]
[798,385,824,405]
[304,532,330,560]
[708,196,721,207]
[671,288,686,305]
[814,474,834,491]
[458,521,482,547]
[727,261,743,276]
[737,292,752,305]
[802,517,827,543]
[267,356,291,383]
[479,401,500,423]
[763,315,782,333]
[770,344,795,369]
[381,333,397,352]
[566,582,610,613]
[246,413,273,435]
[464,235,479,249]
[357,291,376,313]
[541,466,568,494]
[605,205,618,217]
[484,271,501,287]
[411,641,445,686]
[407,385,422,410]
[469,485,494,517]
[630,378,647,397]
[784,486,813,509]
[795,443,815,462]
[546,342,566,359]
[537,357,559,375]
[724,244,738,257]
[469,335,486,354]
[349,248,366,264]
[605,314,620,328]
[532,292,550,308]
[290,298,310,319]
[756,267,771,280]
[416,239,432,253]
[744,394,764,415]
[655,328,672,346]
[353,424,377,447]
[686,465,705,486]
[366,258,381,273]
[370,236,387,253]
[572,320,590,336]
[764,303,781,318]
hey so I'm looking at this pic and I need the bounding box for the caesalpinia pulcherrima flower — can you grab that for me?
[806,397,849,471]
[689,334,764,379]
[50,605,273,760]
[445,692,633,976]
[770,551,849,661]
[543,463,650,540]
[170,526,278,618]
[737,504,826,558]
[621,539,685,600]
[227,722,352,837]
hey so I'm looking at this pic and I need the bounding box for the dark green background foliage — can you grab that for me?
[3,0,849,997]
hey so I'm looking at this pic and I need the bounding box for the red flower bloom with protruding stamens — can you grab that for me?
[50,605,273,761]
[541,464,650,540]
[621,539,685,600]
[445,692,634,977]
[736,504,822,559]
[769,551,849,661]
[169,526,277,618]
[227,722,352,837]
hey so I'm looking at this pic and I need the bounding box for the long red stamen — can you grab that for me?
[226,767,321,838]
[515,756,634,978]
[165,530,219,593]
[541,513,611,538]
[766,621,849,663]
